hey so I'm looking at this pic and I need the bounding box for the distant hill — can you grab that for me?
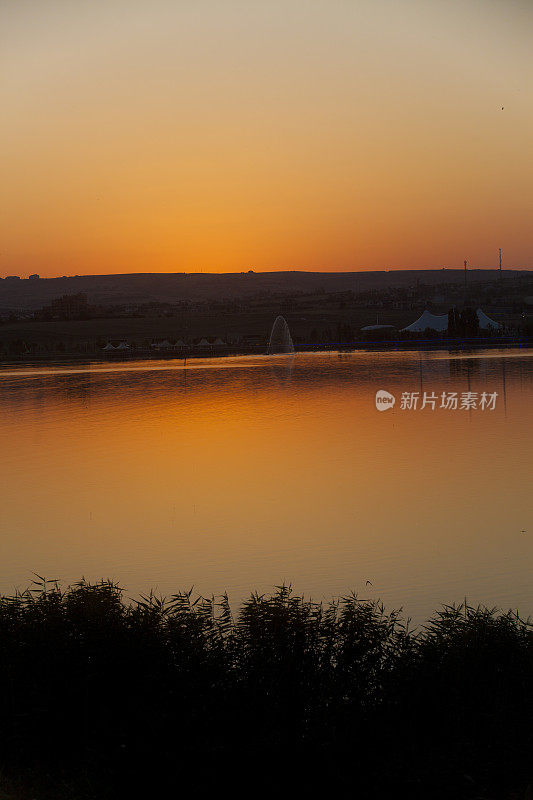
[0,269,529,311]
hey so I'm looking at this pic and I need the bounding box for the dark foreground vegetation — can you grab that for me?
[1,580,532,799]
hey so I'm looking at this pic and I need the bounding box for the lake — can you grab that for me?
[1,349,531,623]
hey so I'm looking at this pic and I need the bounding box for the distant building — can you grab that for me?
[45,293,89,320]
[240,334,263,345]
[150,339,187,350]
[360,324,396,340]
[360,324,395,332]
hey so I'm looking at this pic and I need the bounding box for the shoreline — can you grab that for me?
[1,335,531,367]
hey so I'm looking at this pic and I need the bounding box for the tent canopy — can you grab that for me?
[401,311,448,333]
[477,309,502,330]
[402,308,502,333]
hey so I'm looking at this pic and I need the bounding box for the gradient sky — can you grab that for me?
[1,0,532,277]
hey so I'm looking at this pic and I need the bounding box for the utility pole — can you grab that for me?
[464,260,467,305]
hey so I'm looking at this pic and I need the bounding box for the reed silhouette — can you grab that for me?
[0,577,531,798]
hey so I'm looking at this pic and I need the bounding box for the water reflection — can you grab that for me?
[0,349,531,624]
[269,354,295,386]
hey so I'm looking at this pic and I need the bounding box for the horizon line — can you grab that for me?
[2,266,532,281]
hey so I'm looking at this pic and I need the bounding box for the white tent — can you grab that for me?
[361,324,395,332]
[196,338,211,347]
[116,341,130,349]
[103,342,116,350]
[213,337,225,346]
[401,311,448,332]
[477,309,502,330]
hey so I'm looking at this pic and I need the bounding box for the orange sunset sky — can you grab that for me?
[1,0,532,277]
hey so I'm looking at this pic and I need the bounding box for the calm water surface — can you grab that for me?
[1,349,531,623]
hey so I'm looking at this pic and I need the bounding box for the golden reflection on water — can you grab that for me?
[0,350,531,623]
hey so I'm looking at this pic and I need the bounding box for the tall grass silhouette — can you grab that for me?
[0,578,531,798]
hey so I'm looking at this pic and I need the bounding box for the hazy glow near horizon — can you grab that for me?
[1,0,532,277]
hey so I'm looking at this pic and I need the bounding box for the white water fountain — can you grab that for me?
[267,316,295,354]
